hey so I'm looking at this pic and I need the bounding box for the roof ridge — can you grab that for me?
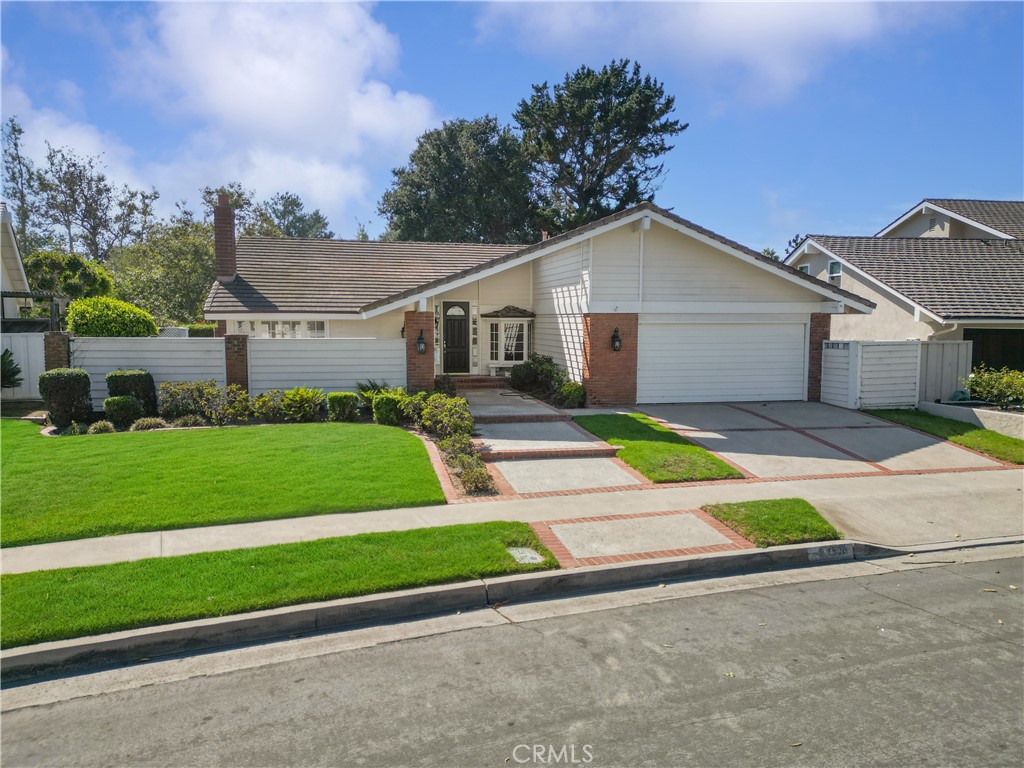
[924,198,1024,205]
[238,234,519,248]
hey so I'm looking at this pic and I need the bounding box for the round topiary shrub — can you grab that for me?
[66,296,158,337]
[104,394,145,430]
[38,368,93,429]
[87,420,117,434]
[129,417,170,431]
[106,369,158,416]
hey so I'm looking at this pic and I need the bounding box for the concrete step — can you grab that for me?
[473,413,571,424]
[477,445,622,462]
[454,377,509,390]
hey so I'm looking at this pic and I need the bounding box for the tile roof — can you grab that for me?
[809,236,1024,319]
[924,199,1024,239]
[205,202,874,316]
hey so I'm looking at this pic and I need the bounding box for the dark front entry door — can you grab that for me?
[443,302,470,373]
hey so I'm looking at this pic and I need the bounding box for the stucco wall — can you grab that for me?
[830,270,938,340]
[885,212,950,238]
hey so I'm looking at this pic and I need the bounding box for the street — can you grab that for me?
[3,554,1022,768]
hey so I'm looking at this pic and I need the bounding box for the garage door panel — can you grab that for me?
[638,322,806,403]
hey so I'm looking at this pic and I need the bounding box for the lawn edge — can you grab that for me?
[864,408,1023,465]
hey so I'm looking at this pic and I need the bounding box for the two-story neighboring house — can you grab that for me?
[786,199,1024,370]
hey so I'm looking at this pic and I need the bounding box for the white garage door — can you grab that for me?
[637,322,807,403]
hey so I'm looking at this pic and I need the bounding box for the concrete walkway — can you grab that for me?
[3,468,1020,574]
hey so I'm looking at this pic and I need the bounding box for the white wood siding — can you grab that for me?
[858,341,921,408]
[919,341,972,402]
[533,314,585,382]
[637,322,807,403]
[821,342,857,409]
[248,339,405,395]
[532,242,587,315]
[1,332,45,399]
[72,337,226,408]
[591,226,640,302]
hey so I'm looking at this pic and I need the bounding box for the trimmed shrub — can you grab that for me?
[65,296,158,337]
[204,384,252,426]
[433,374,457,397]
[327,392,359,422]
[437,433,473,459]
[252,390,287,423]
[965,365,1024,410]
[460,466,497,495]
[419,393,473,438]
[171,414,208,428]
[104,394,145,430]
[399,390,429,426]
[556,381,587,409]
[38,368,93,429]
[356,380,390,408]
[87,420,116,434]
[186,323,217,338]
[509,354,564,395]
[129,417,170,431]
[2,348,23,389]
[280,386,325,423]
[372,393,404,426]
[159,380,220,421]
[106,369,157,416]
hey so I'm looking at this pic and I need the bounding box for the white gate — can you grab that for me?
[1,332,46,400]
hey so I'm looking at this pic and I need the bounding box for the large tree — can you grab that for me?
[514,59,687,232]
[200,183,282,237]
[1,117,48,254]
[378,116,538,244]
[22,250,113,300]
[267,192,334,239]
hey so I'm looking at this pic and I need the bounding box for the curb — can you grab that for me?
[3,535,1021,682]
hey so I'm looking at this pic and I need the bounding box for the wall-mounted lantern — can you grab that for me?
[416,329,427,354]
[400,325,406,339]
[611,327,622,352]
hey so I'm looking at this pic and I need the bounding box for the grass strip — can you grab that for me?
[1,419,446,547]
[866,409,1023,464]
[702,498,842,548]
[0,521,556,647]
[574,413,743,482]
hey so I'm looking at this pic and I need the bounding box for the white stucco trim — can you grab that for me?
[875,201,1013,239]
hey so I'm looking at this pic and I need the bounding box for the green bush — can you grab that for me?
[252,390,286,423]
[437,433,473,459]
[399,390,429,426]
[509,354,565,395]
[159,380,220,421]
[38,368,93,429]
[205,384,252,426]
[556,381,587,409]
[186,323,217,338]
[104,394,145,430]
[460,466,497,495]
[86,420,116,434]
[327,392,359,422]
[129,417,170,431]
[2,348,23,389]
[62,421,89,436]
[419,393,474,438]
[433,374,457,397]
[106,369,157,416]
[171,414,208,428]
[372,393,404,426]
[356,379,390,408]
[965,365,1024,410]
[280,386,325,423]
[65,296,158,337]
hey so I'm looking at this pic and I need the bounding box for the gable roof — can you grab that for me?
[806,236,1024,320]
[205,202,874,317]
[0,202,31,295]
[876,198,1024,239]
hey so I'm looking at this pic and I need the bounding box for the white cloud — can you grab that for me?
[476,1,935,102]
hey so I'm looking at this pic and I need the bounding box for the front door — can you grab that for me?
[442,302,470,373]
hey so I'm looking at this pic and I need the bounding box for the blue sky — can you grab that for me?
[2,1,1022,251]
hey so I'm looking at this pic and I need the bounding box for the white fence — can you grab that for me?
[247,338,406,395]
[1,332,46,400]
[821,339,973,410]
[72,337,226,408]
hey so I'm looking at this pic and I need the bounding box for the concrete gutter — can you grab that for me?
[3,535,1021,682]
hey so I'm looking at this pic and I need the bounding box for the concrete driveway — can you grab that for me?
[637,401,1004,479]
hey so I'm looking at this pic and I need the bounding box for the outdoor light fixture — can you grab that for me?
[416,330,427,354]
[611,327,622,352]
[400,325,405,339]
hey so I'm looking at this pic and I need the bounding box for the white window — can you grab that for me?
[827,260,842,285]
[798,265,810,274]
[235,320,255,335]
[488,321,528,364]
[306,321,326,338]
[259,321,278,338]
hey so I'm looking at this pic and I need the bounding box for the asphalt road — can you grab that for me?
[4,557,1022,768]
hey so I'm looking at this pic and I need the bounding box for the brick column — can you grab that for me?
[224,334,249,391]
[214,320,228,338]
[43,331,70,371]
[582,314,638,406]
[404,311,435,391]
[807,312,831,402]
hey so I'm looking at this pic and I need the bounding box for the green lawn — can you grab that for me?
[701,498,842,548]
[1,521,557,647]
[866,409,1024,465]
[573,413,743,482]
[1,419,446,547]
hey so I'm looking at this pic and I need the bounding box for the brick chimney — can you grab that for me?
[215,193,236,283]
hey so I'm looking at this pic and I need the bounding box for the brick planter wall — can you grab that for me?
[43,331,70,371]
[582,313,638,405]
[224,334,249,390]
[404,311,435,391]
[807,312,831,402]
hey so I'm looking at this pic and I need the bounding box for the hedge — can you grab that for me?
[327,392,359,422]
[66,297,158,337]
[104,395,144,430]
[187,323,217,338]
[38,368,92,429]
[106,369,157,416]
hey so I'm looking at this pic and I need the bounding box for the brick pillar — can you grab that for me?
[582,314,638,406]
[807,312,831,402]
[404,311,435,391]
[224,334,249,391]
[214,320,228,338]
[43,331,70,371]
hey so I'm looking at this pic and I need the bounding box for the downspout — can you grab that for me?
[931,321,960,339]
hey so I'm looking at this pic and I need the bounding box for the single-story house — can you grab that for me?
[204,195,875,404]
[0,202,40,333]
[786,199,1024,370]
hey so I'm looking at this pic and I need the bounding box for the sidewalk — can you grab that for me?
[3,468,1021,574]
